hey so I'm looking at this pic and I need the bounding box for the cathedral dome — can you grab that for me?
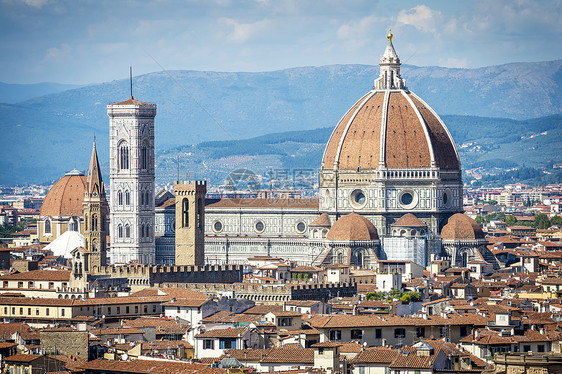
[441,213,485,240]
[327,212,379,241]
[321,34,459,172]
[40,170,87,217]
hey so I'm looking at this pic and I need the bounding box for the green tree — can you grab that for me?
[533,213,550,229]
[366,291,386,301]
[475,216,485,224]
[505,214,517,226]
[388,289,402,300]
[550,216,562,227]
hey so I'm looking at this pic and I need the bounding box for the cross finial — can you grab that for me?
[387,28,393,42]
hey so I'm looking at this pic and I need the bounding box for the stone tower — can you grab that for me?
[108,96,156,264]
[82,140,108,268]
[174,181,206,266]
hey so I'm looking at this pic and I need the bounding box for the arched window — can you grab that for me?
[125,224,131,238]
[147,225,151,238]
[44,218,51,234]
[118,191,123,206]
[119,142,129,170]
[91,215,98,231]
[68,218,77,232]
[141,224,145,238]
[141,141,148,170]
[125,191,130,206]
[197,198,203,229]
[182,198,189,227]
[118,225,123,238]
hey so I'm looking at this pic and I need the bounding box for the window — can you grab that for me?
[117,307,121,314]
[538,345,545,353]
[27,308,31,315]
[61,309,65,317]
[125,191,130,206]
[144,306,147,314]
[119,142,129,170]
[44,218,51,234]
[197,198,203,229]
[69,218,78,231]
[135,306,138,314]
[125,225,131,238]
[152,305,156,313]
[351,329,363,339]
[203,340,214,350]
[126,306,130,314]
[255,220,265,233]
[416,327,425,338]
[118,191,123,206]
[523,345,531,352]
[214,221,223,232]
[219,339,236,349]
[91,215,98,231]
[460,326,468,337]
[108,307,112,315]
[141,142,148,170]
[3,307,6,314]
[440,326,447,338]
[182,198,189,227]
[394,328,405,339]
[329,330,342,341]
[375,328,382,339]
[35,308,39,316]
[118,225,123,238]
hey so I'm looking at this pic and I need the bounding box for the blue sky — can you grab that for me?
[1,0,561,84]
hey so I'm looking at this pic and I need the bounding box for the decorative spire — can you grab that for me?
[373,29,407,90]
[86,139,105,197]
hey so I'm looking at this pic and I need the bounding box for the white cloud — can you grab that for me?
[43,43,71,61]
[438,57,469,68]
[218,18,271,43]
[21,0,47,8]
[337,15,386,50]
[397,5,444,35]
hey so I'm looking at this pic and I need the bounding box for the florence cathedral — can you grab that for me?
[37,32,498,272]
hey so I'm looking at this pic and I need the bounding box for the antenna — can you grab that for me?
[130,66,133,99]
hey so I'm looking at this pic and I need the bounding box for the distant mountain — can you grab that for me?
[0,82,82,104]
[0,60,561,185]
[157,114,562,187]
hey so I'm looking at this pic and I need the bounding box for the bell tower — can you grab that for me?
[108,93,157,264]
[82,139,108,268]
[174,180,206,266]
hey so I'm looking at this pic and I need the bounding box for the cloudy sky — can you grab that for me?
[1,0,561,84]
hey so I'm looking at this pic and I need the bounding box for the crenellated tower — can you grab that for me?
[174,180,206,266]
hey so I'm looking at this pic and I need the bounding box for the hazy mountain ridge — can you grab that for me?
[0,60,561,185]
[157,114,562,187]
[0,82,82,104]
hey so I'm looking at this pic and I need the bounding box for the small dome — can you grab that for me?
[327,212,379,241]
[391,213,427,227]
[441,213,485,240]
[40,171,87,217]
[309,213,331,227]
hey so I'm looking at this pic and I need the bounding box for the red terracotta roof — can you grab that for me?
[40,174,87,217]
[441,213,485,240]
[327,212,379,241]
[391,213,427,227]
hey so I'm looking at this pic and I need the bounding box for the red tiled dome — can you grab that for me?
[327,213,379,241]
[441,213,485,240]
[321,91,459,171]
[391,213,427,227]
[40,170,87,217]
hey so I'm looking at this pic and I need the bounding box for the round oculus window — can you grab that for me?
[350,189,367,209]
[400,192,413,205]
[213,221,223,232]
[443,188,452,208]
[296,221,306,233]
[398,189,418,209]
[255,221,265,233]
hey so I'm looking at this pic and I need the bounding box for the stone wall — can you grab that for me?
[40,329,89,358]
